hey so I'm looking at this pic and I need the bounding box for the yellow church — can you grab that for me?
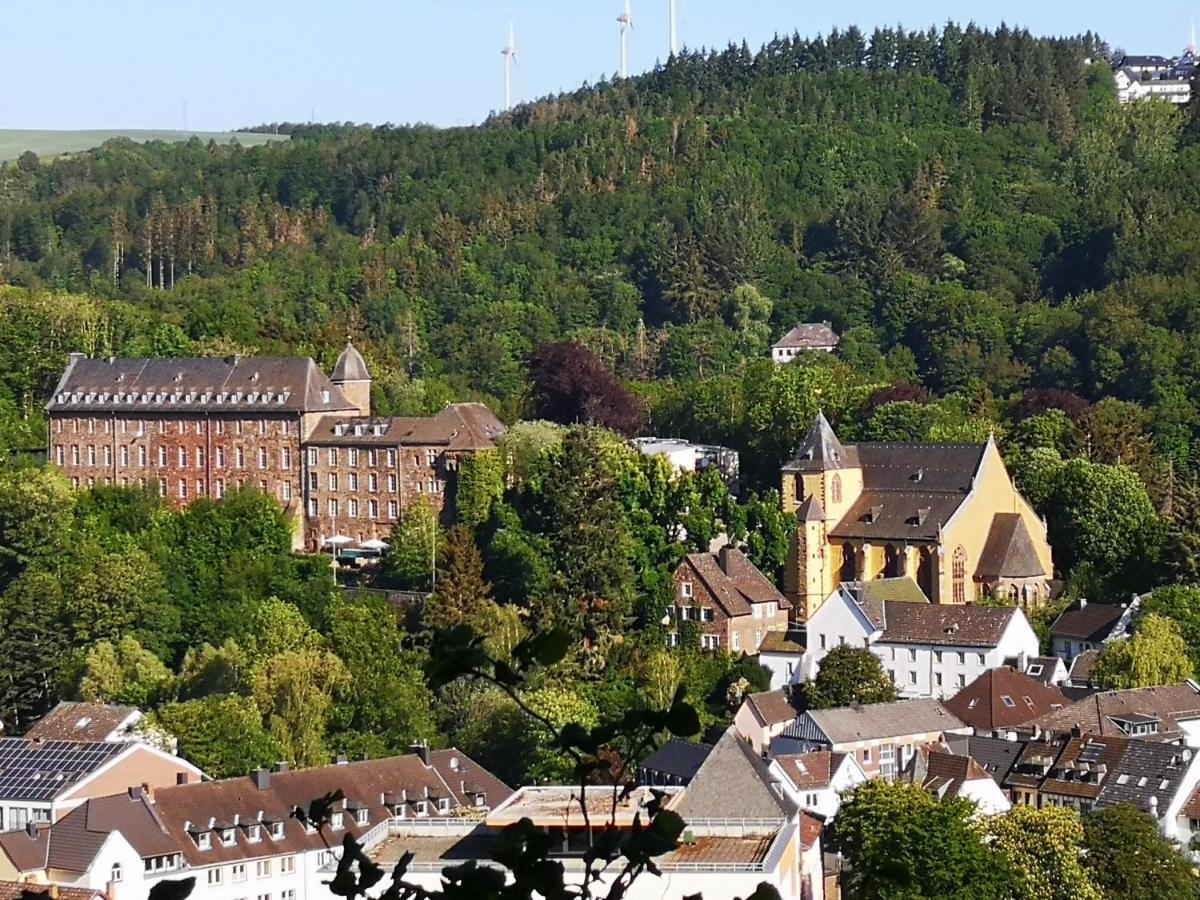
[782,414,1054,622]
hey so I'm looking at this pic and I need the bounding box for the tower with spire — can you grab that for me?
[331,341,371,417]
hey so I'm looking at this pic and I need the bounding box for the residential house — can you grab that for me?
[772,322,839,362]
[943,668,1068,735]
[0,882,106,900]
[769,751,868,820]
[961,732,1200,839]
[757,631,806,690]
[782,414,1054,620]
[775,699,971,778]
[669,546,791,653]
[630,438,740,492]
[0,739,203,833]
[45,347,505,552]
[1025,681,1200,745]
[24,704,142,744]
[734,690,803,756]
[1065,650,1102,690]
[1049,597,1139,664]
[1024,656,1068,687]
[0,748,511,900]
[800,577,1040,700]
[638,739,714,787]
[896,744,1011,816]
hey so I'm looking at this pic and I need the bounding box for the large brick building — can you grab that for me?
[46,345,505,551]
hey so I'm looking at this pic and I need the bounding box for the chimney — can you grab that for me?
[252,769,271,791]
[274,761,290,773]
[25,822,39,839]
[142,782,155,804]
[408,743,432,766]
[718,544,734,574]
[1078,598,1087,609]
[127,786,144,801]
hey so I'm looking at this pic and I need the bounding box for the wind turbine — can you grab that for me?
[618,0,633,78]
[501,20,517,111]
[668,0,678,58]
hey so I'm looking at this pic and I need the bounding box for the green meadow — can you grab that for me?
[0,129,288,161]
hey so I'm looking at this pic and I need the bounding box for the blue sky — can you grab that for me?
[7,1,1198,130]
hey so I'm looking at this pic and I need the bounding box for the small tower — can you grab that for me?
[332,341,371,417]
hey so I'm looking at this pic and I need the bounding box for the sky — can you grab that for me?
[4,0,1198,131]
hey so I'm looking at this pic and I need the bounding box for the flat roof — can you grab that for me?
[487,785,683,828]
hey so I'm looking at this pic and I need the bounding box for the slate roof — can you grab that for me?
[46,355,355,415]
[796,493,824,522]
[975,513,1045,578]
[773,752,847,790]
[0,739,127,802]
[675,728,795,821]
[900,744,993,801]
[878,602,1018,648]
[783,413,857,474]
[681,547,790,618]
[1029,682,1200,740]
[1024,657,1064,686]
[943,668,1068,732]
[957,735,1025,785]
[745,690,803,727]
[331,342,370,382]
[788,699,967,745]
[773,322,839,351]
[1050,600,1129,642]
[24,703,139,743]
[839,577,929,631]
[639,739,714,783]
[1067,650,1101,686]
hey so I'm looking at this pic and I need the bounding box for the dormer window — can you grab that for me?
[246,824,261,843]
[197,832,212,850]
[221,828,236,847]
[437,798,450,814]
[330,812,344,830]
[270,821,285,839]
[474,794,485,808]
[415,801,428,818]
[354,808,368,826]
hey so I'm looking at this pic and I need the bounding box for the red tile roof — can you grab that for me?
[24,703,138,743]
[681,548,790,618]
[0,882,106,900]
[943,668,1069,731]
[773,752,846,789]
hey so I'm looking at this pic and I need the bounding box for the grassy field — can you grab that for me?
[0,129,289,162]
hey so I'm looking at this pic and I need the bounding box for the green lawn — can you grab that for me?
[0,129,289,162]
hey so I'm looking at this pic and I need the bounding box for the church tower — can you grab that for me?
[331,341,371,417]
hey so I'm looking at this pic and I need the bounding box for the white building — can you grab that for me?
[769,750,868,820]
[771,322,839,362]
[1114,68,1191,104]
[799,578,1039,700]
[630,438,740,491]
[0,748,511,900]
[0,738,204,834]
[1049,596,1139,664]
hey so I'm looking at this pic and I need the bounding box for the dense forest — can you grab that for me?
[6,22,1200,782]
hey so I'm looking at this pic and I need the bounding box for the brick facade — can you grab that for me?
[46,348,506,552]
[669,548,791,654]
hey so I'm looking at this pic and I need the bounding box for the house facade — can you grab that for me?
[669,546,790,653]
[45,347,504,552]
[1049,597,1139,664]
[800,579,1040,700]
[771,322,840,361]
[782,414,1054,622]
[769,751,868,820]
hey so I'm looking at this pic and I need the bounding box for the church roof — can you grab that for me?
[783,413,857,473]
[976,513,1046,578]
[332,342,371,382]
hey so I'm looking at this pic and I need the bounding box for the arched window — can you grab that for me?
[830,474,842,504]
[952,546,967,604]
[111,863,123,883]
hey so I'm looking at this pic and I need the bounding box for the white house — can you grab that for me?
[897,744,1011,816]
[771,322,839,362]
[630,438,740,491]
[1049,596,1139,664]
[800,578,1040,699]
[0,738,204,834]
[769,750,868,820]
[758,631,807,691]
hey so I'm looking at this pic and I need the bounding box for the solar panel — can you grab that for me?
[0,738,125,801]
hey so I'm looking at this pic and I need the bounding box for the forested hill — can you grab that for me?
[3,22,1200,486]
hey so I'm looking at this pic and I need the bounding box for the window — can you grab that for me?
[236,447,245,469]
[348,472,358,491]
[368,499,379,519]
[179,479,188,499]
[308,498,318,516]
[257,893,271,900]
[819,634,827,650]
[272,823,286,841]
[348,499,358,518]
[1028,664,1044,677]
[282,892,296,900]
[88,445,96,465]
[281,448,291,469]
[957,674,966,688]
[309,471,318,490]
[217,420,225,435]
[260,419,268,436]
[700,634,720,650]
[908,671,917,685]
[111,863,123,883]
[934,650,943,663]
[355,808,369,826]
[308,447,318,466]
[935,672,943,687]
[72,445,81,465]
[232,864,247,883]
[329,473,339,491]
[387,449,397,467]
[56,445,64,466]
[246,823,261,843]
[804,792,819,806]
[221,828,236,847]
[118,446,127,466]
[830,473,842,503]
[681,581,693,598]
[329,499,339,517]
[956,652,965,665]
[282,420,290,436]
[348,449,359,467]
[908,648,917,662]
[197,479,205,496]
[368,449,378,466]
[208,868,223,885]
[196,449,205,468]
[216,479,225,499]
[259,448,268,469]
[282,482,292,502]
[388,500,398,519]
[256,860,272,878]
[178,447,189,467]
[369,473,379,492]
[138,445,147,466]
[328,448,338,466]
[387,473,398,492]
[952,546,967,603]
[976,653,985,666]
[862,748,872,764]
[216,447,226,468]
